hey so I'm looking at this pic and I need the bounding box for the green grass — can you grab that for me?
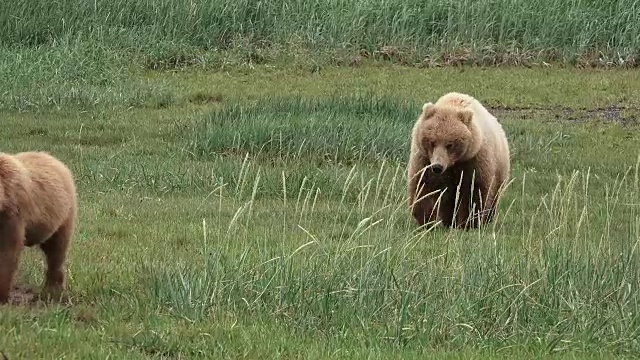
[3,1,640,357]
[1,65,640,358]
[1,0,640,106]
[2,0,639,64]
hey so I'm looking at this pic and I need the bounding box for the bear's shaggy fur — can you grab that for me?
[0,151,77,303]
[407,92,510,229]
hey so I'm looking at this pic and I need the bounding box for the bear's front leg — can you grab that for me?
[452,169,484,230]
[454,191,486,229]
[410,167,443,227]
[411,190,440,227]
[39,214,75,302]
[0,215,25,304]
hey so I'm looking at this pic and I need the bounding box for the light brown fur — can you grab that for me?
[407,92,510,229]
[0,151,77,304]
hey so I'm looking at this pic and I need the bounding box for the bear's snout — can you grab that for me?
[429,147,450,174]
[431,164,445,174]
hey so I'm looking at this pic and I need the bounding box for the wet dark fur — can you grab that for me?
[412,158,496,229]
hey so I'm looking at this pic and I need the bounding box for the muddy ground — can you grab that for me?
[490,105,640,126]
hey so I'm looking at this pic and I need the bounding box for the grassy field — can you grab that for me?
[2,0,640,358]
[0,66,639,359]
[2,0,640,68]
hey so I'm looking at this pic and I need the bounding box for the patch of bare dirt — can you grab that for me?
[587,105,624,121]
[6,284,73,307]
[488,105,639,126]
[8,285,36,306]
[187,92,224,105]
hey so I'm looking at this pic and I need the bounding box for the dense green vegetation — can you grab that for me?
[0,68,639,358]
[3,0,639,65]
[1,0,640,358]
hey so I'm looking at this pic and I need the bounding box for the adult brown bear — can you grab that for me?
[407,92,510,229]
[0,151,77,303]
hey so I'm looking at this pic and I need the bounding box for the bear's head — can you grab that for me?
[415,102,483,175]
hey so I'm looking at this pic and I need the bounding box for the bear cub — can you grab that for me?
[407,92,510,229]
[0,151,77,304]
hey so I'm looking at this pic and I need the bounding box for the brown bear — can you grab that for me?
[407,92,510,229]
[0,151,77,304]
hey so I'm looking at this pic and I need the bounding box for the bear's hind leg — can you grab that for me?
[0,216,25,304]
[475,177,503,226]
[39,214,74,301]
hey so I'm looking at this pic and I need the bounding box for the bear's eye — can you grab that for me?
[446,143,454,150]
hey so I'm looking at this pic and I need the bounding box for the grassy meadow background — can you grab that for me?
[1,0,640,359]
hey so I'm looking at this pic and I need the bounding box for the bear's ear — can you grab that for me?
[458,109,474,125]
[421,102,435,118]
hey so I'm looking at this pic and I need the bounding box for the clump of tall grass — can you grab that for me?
[0,42,182,111]
[187,95,419,164]
[2,0,639,67]
[146,153,640,353]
